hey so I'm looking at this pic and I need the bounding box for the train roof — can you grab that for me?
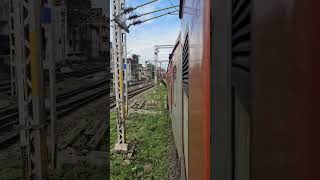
[167,32,181,70]
[167,31,181,69]
[169,32,181,61]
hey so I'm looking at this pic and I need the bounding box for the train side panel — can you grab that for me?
[180,0,211,179]
[170,39,184,172]
[252,0,320,179]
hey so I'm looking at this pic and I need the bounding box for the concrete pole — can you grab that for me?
[48,0,57,170]
[64,1,68,58]
[154,46,158,84]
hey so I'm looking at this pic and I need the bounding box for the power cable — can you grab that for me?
[128,5,179,20]
[168,0,178,11]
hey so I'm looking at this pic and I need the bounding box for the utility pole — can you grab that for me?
[159,61,162,78]
[112,0,128,151]
[154,46,159,84]
[13,0,48,179]
[63,0,68,59]
[46,0,57,170]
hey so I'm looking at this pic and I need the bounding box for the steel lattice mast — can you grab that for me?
[12,0,49,179]
[112,0,128,151]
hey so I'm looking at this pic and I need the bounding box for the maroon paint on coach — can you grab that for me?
[252,0,320,179]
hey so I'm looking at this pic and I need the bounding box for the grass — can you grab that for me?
[55,162,107,180]
[110,83,173,179]
[0,160,22,180]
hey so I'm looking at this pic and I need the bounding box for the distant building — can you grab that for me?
[142,63,154,80]
[0,0,109,65]
[137,64,143,81]
[127,54,140,82]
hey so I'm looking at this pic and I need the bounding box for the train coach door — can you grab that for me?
[183,93,188,179]
[232,87,250,180]
[212,0,251,179]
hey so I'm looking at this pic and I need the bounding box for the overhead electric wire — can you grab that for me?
[168,0,179,11]
[128,5,179,20]
[112,0,180,32]
[129,10,179,27]
[121,0,160,15]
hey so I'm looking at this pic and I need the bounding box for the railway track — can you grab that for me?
[0,83,154,149]
[0,81,11,93]
[56,67,107,81]
[58,84,154,152]
[0,67,107,94]
[0,79,107,131]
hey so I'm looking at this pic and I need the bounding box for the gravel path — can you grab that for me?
[167,134,180,180]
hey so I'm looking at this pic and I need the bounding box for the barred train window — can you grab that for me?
[182,34,189,96]
[232,0,251,179]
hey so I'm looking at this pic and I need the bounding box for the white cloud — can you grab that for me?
[127,24,180,65]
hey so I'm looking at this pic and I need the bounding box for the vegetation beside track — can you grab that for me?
[110,83,174,179]
[0,160,21,180]
[55,162,107,180]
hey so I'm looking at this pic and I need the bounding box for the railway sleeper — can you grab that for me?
[86,122,108,150]
[58,118,89,150]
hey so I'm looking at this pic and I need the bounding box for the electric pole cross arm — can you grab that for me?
[113,16,130,33]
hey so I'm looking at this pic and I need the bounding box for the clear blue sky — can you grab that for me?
[111,0,181,69]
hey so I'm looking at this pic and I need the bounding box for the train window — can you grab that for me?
[232,0,251,113]
[182,34,189,97]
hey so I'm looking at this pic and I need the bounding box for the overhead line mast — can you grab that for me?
[112,0,128,151]
[12,0,49,178]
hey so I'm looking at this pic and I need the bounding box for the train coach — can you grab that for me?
[167,0,210,177]
[168,0,320,180]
